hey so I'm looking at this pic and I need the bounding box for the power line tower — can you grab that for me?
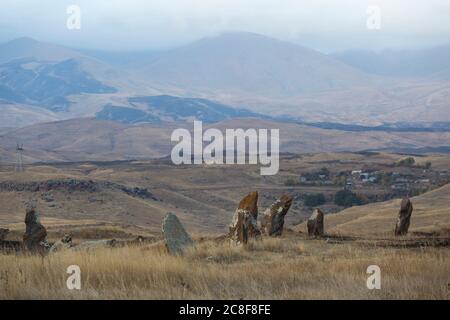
[15,143,24,172]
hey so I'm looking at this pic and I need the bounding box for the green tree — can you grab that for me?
[397,157,415,167]
[334,190,363,207]
[304,193,326,207]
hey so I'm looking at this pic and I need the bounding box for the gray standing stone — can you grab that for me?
[0,228,9,241]
[162,213,194,254]
[307,208,324,237]
[395,198,413,236]
[49,234,73,254]
[261,195,293,236]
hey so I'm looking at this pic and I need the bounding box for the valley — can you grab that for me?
[0,152,448,238]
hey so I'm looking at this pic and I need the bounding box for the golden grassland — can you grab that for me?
[1,152,449,235]
[1,153,449,299]
[302,183,450,236]
[1,236,449,300]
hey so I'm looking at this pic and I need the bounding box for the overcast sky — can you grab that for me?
[1,0,450,52]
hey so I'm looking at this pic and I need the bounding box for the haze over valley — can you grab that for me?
[0,33,449,162]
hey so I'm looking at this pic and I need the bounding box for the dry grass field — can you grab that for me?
[1,152,449,234]
[295,183,450,236]
[2,118,450,163]
[1,236,449,300]
[0,152,449,300]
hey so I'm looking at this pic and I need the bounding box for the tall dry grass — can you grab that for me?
[0,237,449,299]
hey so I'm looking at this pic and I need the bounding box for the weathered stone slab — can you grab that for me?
[49,234,73,254]
[307,208,324,237]
[261,195,293,236]
[395,198,413,236]
[162,213,194,254]
[229,192,261,245]
[23,204,49,253]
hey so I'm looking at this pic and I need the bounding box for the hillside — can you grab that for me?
[296,183,450,236]
[0,37,85,64]
[1,117,450,163]
[0,157,448,300]
[135,32,374,97]
[0,58,116,111]
[97,95,264,124]
[333,44,450,77]
[0,152,449,237]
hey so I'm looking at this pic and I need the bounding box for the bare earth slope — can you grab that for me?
[1,118,449,163]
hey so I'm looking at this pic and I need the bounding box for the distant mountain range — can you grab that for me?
[131,32,375,97]
[0,32,449,129]
[332,44,450,77]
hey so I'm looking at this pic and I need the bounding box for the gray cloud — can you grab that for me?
[1,0,450,52]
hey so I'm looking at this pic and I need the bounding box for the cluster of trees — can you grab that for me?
[396,157,432,169]
[303,193,326,207]
[302,190,369,208]
[333,190,368,207]
[397,157,416,167]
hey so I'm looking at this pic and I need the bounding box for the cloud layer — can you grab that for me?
[1,0,450,52]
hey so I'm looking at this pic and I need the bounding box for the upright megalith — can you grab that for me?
[162,213,194,254]
[261,195,293,236]
[395,198,413,236]
[229,191,261,245]
[23,203,49,253]
[307,208,324,237]
[0,228,9,241]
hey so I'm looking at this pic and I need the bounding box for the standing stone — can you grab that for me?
[395,198,413,236]
[261,195,293,236]
[49,234,73,254]
[229,192,261,245]
[0,228,9,241]
[23,204,49,253]
[162,213,194,254]
[307,208,324,237]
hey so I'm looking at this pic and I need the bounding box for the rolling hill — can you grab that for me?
[296,183,450,236]
[0,117,449,163]
[134,32,375,98]
[0,37,85,64]
[332,44,450,77]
